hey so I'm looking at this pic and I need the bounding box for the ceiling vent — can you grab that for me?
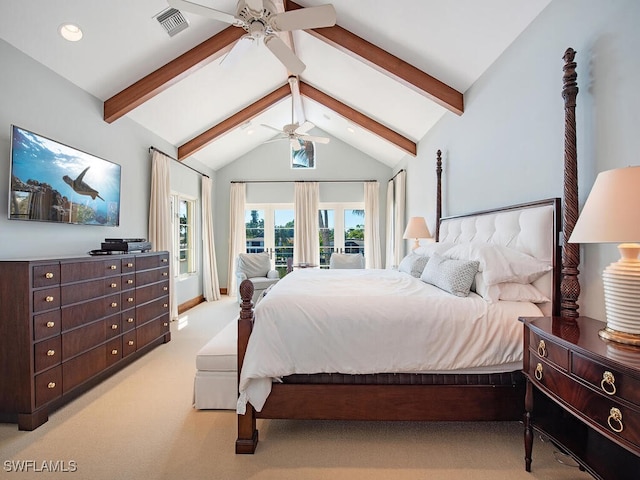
[155,7,189,37]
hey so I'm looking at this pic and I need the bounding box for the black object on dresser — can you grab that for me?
[522,316,640,479]
[0,251,171,430]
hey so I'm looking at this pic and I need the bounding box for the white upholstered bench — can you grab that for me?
[193,319,237,410]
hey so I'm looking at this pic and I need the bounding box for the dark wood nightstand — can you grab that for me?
[521,316,640,479]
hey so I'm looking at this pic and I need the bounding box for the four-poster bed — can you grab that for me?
[234,48,581,454]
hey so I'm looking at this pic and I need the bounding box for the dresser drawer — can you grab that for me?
[136,315,169,349]
[137,296,169,324]
[136,253,169,271]
[33,286,60,313]
[34,365,62,408]
[105,313,121,339]
[136,267,169,286]
[122,291,136,308]
[62,320,107,361]
[572,352,640,407]
[63,345,107,393]
[33,310,61,341]
[121,309,136,332]
[529,330,568,371]
[61,293,121,330]
[122,330,136,357]
[105,276,122,293]
[121,273,135,290]
[136,281,169,305]
[32,263,60,288]
[106,337,122,367]
[34,336,62,374]
[121,257,136,273]
[61,260,120,283]
[61,278,105,305]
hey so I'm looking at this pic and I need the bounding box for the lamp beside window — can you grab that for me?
[403,217,432,251]
[568,166,640,346]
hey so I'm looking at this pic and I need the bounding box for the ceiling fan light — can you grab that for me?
[59,23,83,42]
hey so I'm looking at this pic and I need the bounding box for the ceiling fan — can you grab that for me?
[167,0,337,75]
[262,76,330,150]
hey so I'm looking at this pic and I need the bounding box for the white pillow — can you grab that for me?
[444,242,551,285]
[420,253,479,297]
[398,252,429,278]
[474,273,550,303]
[413,242,455,257]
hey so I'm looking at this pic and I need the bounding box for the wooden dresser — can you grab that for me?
[0,251,171,430]
[522,316,640,479]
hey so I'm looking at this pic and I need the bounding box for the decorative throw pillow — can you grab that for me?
[420,253,479,297]
[444,242,551,285]
[398,252,429,278]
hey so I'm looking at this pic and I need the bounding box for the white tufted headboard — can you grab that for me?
[438,199,562,316]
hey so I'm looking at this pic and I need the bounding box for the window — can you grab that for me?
[171,194,197,277]
[319,203,365,268]
[245,205,294,277]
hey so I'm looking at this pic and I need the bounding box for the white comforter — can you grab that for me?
[237,268,543,413]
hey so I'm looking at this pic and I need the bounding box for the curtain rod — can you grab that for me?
[231,179,377,184]
[149,146,210,178]
[389,168,406,182]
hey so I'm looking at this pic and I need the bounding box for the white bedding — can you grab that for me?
[237,268,544,413]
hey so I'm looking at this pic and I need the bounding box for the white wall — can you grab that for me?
[214,132,392,288]
[400,0,640,320]
[0,39,210,307]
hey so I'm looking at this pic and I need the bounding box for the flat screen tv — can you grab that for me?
[8,125,121,226]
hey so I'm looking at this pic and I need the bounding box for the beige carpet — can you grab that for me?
[0,297,591,480]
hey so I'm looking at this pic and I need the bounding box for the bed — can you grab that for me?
[235,47,581,454]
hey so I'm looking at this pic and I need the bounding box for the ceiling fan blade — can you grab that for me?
[299,134,330,144]
[295,121,314,134]
[167,0,237,25]
[272,4,337,32]
[260,124,284,133]
[264,137,287,144]
[264,35,306,75]
[220,35,254,68]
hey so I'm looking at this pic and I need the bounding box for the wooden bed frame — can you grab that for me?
[235,48,580,454]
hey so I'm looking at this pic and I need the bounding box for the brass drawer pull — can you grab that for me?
[163,322,169,327]
[608,407,624,433]
[111,302,118,308]
[163,286,168,291]
[127,318,134,323]
[162,272,168,277]
[46,321,55,328]
[111,324,118,330]
[601,371,617,396]
[47,382,56,389]
[45,296,55,302]
[46,349,55,356]
[128,340,134,346]
[537,340,547,357]
[163,303,168,308]
[162,258,168,263]
[127,297,134,303]
[127,262,134,268]
[534,363,544,381]
[127,279,134,284]
[110,283,117,288]
[45,272,54,279]
[109,265,117,270]
[111,349,118,355]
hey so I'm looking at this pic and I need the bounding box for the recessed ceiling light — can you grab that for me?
[59,23,83,42]
[346,126,355,134]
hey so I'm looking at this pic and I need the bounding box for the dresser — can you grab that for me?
[0,252,171,430]
[522,316,640,479]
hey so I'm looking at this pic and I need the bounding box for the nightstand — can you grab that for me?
[521,316,640,480]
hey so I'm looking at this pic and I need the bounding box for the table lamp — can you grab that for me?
[403,217,431,250]
[568,165,640,345]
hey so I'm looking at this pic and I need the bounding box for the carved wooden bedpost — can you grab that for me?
[236,279,258,454]
[435,150,442,242]
[560,48,580,318]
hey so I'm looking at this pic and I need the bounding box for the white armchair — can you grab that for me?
[329,253,365,269]
[235,252,280,304]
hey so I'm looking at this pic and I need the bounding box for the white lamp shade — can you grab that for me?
[569,166,640,244]
[403,217,431,240]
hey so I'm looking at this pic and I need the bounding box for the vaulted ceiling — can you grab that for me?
[0,0,552,171]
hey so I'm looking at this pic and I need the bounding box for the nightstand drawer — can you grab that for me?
[572,352,640,407]
[529,330,569,371]
[527,352,566,397]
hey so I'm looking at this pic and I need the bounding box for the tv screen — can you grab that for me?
[8,125,121,226]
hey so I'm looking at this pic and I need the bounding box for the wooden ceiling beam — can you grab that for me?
[299,82,416,156]
[103,26,243,123]
[285,0,464,115]
[177,84,291,160]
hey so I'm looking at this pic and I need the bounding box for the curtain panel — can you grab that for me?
[294,182,319,265]
[364,181,382,268]
[228,183,246,298]
[201,176,220,301]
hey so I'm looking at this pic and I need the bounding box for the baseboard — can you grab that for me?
[220,287,228,295]
[178,295,204,314]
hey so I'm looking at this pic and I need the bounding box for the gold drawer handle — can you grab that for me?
[534,363,543,381]
[127,297,134,303]
[608,407,624,433]
[45,272,54,279]
[128,340,134,346]
[110,283,117,288]
[111,324,118,330]
[163,286,168,291]
[46,349,55,356]
[46,321,55,328]
[127,318,134,323]
[601,371,617,396]
[163,322,169,327]
[163,303,168,308]
[127,263,133,268]
[127,279,134,284]
[47,382,56,389]
[109,265,117,270]
[162,258,168,263]
[111,349,118,355]
[45,296,55,302]
[111,302,118,308]
[537,340,547,357]
[162,272,168,277]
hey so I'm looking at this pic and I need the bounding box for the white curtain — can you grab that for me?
[201,176,220,301]
[364,181,382,269]
[294,182,319,265]
[227,183,246,299]
[385,170,406,269]
[148,150,177,320]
